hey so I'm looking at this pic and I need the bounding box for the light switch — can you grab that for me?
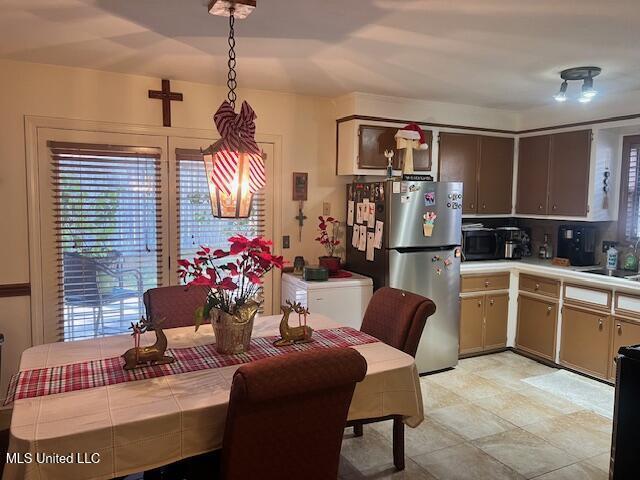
[282,235,290,249]
[323,202,331,216]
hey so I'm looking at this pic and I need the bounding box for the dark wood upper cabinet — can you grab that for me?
[358,125,400,169]
[548,130,591,216]
[439,132,480,213]
[358,125,432,171]
[478,136,514,214]
[516,135,551,215]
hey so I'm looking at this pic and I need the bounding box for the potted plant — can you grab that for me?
[177,235,284,354]
[316,216,341,274]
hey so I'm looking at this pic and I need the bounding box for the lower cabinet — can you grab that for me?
[515,294,558,361]
[460,293,508,355]
[560,306,610,379]
[609,318,640,380]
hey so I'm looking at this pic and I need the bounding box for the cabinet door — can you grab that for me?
[439,133,479,214]
[548,130,591,216]
[516,135,550,214]
[460,296,484,355]
[358,125,400,169]
[516,294,557,361]
[560,306,610,378]
[412,130,433,171]
[478,136,514,214]
[485,293,509,350]
[610,318,640,380]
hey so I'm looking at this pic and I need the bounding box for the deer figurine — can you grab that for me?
[273,300,314,347]
[122,316,175,370]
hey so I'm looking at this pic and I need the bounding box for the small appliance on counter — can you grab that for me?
[462,226,500,260]
[496,226,528,260]
[557,225,597,266]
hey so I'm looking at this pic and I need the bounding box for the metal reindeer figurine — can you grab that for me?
[122,316,175,370]
[273,300,314,346]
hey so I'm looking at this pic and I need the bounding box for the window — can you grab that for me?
[619,136,640,240]
[49,142,163,341]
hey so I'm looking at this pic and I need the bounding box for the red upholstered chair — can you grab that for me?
[220,347,367,480]
[360,286,436,357]
[143,285,209,329]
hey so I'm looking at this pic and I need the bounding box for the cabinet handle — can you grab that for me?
[617,323,622,334]
[538,204,543,210]
[484,281,490,287]
[489,299,494,305]
[547,306,552,313]
[478,300,482,307]
[482,203,486,209]
[552,204,557,211]
[470,203,475,209]
[598,319,603,329]
[535,283,540,290]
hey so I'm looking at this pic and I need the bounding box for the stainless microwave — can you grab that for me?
[462,229,501,261]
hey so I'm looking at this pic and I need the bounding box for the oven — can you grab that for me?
[462,229,501,261]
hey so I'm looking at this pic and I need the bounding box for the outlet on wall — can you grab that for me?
[322,202,331,216]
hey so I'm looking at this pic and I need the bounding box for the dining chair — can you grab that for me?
[143,285,209,329]
[220,347,367,480]
[360,286,436,357]
[351,286,436,463]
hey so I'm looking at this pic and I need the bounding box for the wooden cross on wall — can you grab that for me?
[148,79,183,127]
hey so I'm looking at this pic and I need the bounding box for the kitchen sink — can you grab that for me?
[583,268,640,281]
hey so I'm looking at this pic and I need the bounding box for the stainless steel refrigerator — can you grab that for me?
[345,180,463,373]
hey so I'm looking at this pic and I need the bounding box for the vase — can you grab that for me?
[210,300,259,354]
[318,256,341,274]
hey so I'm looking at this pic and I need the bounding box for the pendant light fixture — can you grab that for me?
[203,0,265,219]
[553,66,601,103]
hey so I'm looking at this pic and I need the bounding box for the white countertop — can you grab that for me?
[282,271,373,289]
[460,257,640,294]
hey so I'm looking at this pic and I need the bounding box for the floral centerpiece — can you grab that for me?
[315,216,341,274]
[178,235,284,354]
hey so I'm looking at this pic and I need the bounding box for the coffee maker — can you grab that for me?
[496,227,527,259]
[557,225,596,266]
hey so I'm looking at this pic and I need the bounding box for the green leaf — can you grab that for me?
[194,306,204,332]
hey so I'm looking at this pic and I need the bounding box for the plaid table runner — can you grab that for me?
[5,327,377,405]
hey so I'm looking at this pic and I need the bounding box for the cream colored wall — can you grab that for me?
[0,58,349,400]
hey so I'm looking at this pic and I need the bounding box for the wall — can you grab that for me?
[0,58,349,400]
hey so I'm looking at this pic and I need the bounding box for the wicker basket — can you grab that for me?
[210,301,259,354]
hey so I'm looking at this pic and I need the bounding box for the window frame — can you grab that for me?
[26,116,282,346]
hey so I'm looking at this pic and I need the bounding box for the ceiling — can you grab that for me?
[2,0,640,110]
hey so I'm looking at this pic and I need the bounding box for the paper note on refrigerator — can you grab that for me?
[374,220,383,249]
[351,224,359,247]
[347,200,354,226]
[358,226,367,251]
[366,232,375,261]
[356,203,363,224]
[367,203,376,226]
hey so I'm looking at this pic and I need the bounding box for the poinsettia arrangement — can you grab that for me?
[178,235,284,329]
[315,216,341,257]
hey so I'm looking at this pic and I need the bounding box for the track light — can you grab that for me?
[554,81,568,102]
[553,66,601,104]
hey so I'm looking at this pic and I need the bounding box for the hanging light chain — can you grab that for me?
[227,7,237,109]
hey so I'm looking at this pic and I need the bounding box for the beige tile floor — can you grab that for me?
[339,351,613,480]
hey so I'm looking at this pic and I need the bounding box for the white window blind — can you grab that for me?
[175,148,265,261]
[49,142,163,341]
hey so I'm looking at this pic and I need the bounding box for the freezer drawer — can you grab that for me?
[307,286,372,330]
[388,247,461,373]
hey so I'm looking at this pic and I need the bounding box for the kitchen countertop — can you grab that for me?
[460,257,640,294]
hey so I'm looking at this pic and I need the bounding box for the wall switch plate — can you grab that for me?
[602,240,617,253]
[283,235,290,249]
[323,202,331,216]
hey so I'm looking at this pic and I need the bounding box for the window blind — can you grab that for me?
[175,148,265,261]
[49,142,163,341]
[621,138,640,240]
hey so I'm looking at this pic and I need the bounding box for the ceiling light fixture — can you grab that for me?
[202,0,266,219]
[553,66,601,104]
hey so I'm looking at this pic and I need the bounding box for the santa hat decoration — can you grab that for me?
[395,123,429,150]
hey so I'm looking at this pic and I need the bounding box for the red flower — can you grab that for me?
[246,272,262,285]
[216,277,238,291]
[177,259,191,268]
[212,249,228,258]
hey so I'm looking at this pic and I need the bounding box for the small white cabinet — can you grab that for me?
[281,272,373,329]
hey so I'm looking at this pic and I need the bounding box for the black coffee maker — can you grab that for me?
[557,225,596,266]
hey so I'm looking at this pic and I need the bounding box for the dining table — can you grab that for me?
[3,314,424,480]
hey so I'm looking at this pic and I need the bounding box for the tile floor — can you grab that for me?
[339,351,613,480]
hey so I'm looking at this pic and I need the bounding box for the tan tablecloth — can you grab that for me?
[4,314,423,480]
